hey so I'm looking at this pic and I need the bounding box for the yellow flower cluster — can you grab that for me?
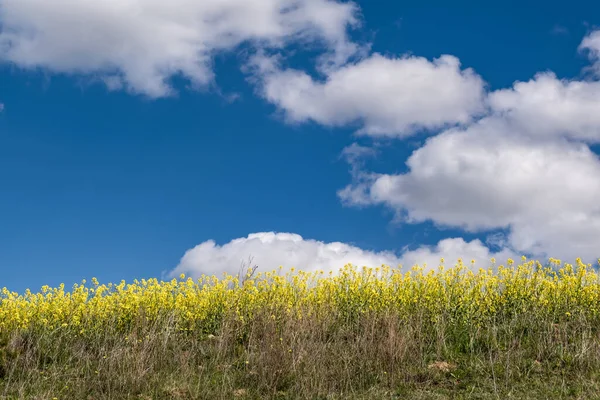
[1,257,600,336]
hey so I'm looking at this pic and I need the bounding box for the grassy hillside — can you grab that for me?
[2,257,600,399]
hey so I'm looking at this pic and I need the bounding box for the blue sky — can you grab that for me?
[1,0,600,294]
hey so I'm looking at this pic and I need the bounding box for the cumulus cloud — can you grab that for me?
[398,237,519,272]
[338,116,600,264]
[334,31,600,265]
[167,232,514,281]
[168,232,402,279]
[488,72,600,143]
[0,0,359,97]
[250,53,486,137]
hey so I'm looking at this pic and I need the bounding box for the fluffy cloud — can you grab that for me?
[250,53,486,137]
[250,30,600,141]
[169,232,401,279]
[167,232,514,280]
[398,237,518,272]
[338,116,600,264]
[488,72,600,143]
[0,0,358,97]
[335,31,600,264]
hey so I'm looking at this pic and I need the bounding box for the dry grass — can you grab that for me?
[2,305,600,399]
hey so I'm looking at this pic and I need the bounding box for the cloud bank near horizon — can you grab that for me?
[167,231,519,280]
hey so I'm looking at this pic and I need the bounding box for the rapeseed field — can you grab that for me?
[2,257,600,399]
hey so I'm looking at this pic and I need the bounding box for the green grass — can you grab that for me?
[2,307,600,399]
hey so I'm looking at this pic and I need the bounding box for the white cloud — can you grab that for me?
[167,232,514,281]
[334,31,600,265]
[338,116,600,264]
[168,232,402,279]
[488,72,600,143]
[398,237,519,271]
[0,0,359,97]
[250,53,486,137]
